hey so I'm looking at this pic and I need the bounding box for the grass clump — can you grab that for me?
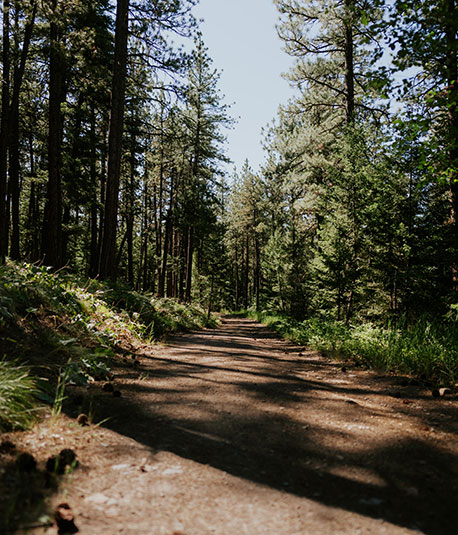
[245,309,458,385]
[0,359,38,431]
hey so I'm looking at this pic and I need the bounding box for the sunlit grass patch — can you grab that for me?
[0,359,38,431]
[244,309,458,385]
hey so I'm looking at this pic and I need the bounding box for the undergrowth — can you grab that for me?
[0,260,217,430]
[0,359,38,431]
[244,310,458,386]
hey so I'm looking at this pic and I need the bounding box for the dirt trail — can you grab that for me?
[19,316,458,534]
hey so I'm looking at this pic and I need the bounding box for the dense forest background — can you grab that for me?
[0,0,457,324]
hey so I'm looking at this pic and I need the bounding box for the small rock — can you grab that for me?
[55,503,78,534]
[112,390,122,398]
[76,413,89,426]
[102,382,114,393]
[16,452,37,472]
[111,463,130,471]
[85,492,109,505]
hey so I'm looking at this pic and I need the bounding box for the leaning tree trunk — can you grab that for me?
[98,0,129,280]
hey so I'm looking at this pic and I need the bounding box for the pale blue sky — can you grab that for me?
[193,0,294,173]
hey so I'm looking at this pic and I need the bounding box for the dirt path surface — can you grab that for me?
[16,316,458,534]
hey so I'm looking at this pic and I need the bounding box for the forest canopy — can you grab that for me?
[0,0,457,323]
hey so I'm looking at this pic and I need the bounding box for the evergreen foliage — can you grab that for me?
[0,0,457,384]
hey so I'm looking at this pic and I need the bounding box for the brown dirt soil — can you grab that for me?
[3,315,458,535]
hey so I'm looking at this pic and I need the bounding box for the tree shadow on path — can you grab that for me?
[93,316,458,535]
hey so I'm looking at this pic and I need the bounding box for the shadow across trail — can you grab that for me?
[94,316,458,535]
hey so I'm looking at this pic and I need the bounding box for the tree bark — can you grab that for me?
[244,234,249,309]
[89,106,98,277]
[98,0,129,279]
[42,0,65,268]
[185,226,194,302]
[8,0,37,259]
[0,0,10,260]
[446,0,458,289]
[344,0,355,125]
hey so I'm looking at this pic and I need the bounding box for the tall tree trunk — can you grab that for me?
[156,106,165,288]
[89,106,98,276]
[159,209,171,297]
[446,0,458,289]
[344,0,355,125]
[99,0,129,279]
[126,130,136,285]
[255,235,260,311]
[97,132,107,268]
[26,132,39,260]
[0,0,10,260]
[244,234,249,309]
[234,242,239,309]
[8,0,37,259]
[42,0,65,268]
[185,226,194,302]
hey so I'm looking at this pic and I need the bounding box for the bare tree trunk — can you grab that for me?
[446,0,458,290]
[234,241,239,309]
[185,226,194,302]
[99,0,129,279]
[8,0,37,259]
[89,106,98,276]
[0,0,10,260]
[244,234,249,309]
[97,132,107,269]
[159,209,171,297]
[126,130,136,285]
[255,235,260,311]
[25,133,39,260]
[42,0,65,268]
[344,0,355,125]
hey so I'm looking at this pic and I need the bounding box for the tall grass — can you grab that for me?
[0,359,38,431]
[246,310,458,385]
